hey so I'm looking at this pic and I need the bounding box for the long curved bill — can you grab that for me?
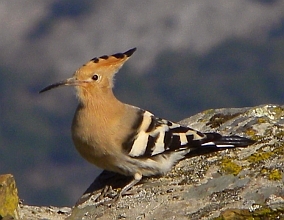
[39,78,79,93]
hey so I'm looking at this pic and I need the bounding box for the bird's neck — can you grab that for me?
[72,88,126,151]
[76,87,125,122]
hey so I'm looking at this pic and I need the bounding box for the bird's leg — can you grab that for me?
[96,173,142,205]
[113,173,142,202]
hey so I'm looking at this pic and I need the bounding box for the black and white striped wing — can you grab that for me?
[122,110,209,157]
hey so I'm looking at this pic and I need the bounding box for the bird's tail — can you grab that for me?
[201,133,255,148]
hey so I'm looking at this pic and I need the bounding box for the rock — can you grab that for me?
[18,205,71,220]
[0,174,19,219]
[13,104,284,219]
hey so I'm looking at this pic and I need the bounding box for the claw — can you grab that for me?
[95,185,113,201]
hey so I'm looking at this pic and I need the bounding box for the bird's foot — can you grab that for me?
[95,185,114,201]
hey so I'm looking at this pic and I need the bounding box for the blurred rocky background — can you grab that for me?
[0,0,284,206]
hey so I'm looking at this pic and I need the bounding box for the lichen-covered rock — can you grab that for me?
[0,174,19,219]
[67,104,284,220]
[17,104,284,219]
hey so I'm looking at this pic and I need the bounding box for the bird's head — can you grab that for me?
[39,48,136,100]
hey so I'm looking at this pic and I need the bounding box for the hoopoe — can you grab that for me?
[40,48,255,200]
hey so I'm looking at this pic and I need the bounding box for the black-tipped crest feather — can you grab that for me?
[124,48,137,57]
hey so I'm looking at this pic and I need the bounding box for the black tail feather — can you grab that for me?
[203,133,255,148]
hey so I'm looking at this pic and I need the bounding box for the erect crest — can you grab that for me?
[76,48,137,77]
[91,47,136,63]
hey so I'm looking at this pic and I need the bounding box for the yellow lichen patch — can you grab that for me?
[245,128,258,139]
[271,106,284,119]
[216,209,251,220]
[220,158,242,176]
[260,168,268,175]
[198,109,215,122]
[247,151,273,163]
[257,118,267,123]
[0,174,19,219]
[216,206,284,220]
[274,130,284,140]
[202,109,215,115]
[268,169,282,181]
[272,142,284,155]
[250,105,284,122]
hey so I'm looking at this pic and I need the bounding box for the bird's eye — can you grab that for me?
[92,74,99,81]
